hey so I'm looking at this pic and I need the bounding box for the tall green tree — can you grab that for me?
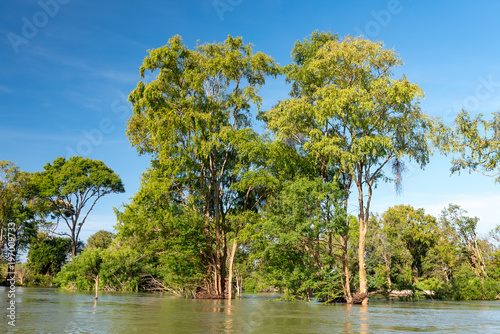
[37,157,124,260]
[436,110,500,182]
[264,32,431,304]
[125,35,278,298]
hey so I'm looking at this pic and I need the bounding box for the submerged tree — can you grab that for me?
[264,32,432,304]
[37,157,124,260]
[125,35,278,298]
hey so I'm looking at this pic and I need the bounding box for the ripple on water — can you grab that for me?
[1,288,500,333]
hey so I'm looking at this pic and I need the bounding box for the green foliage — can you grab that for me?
[414,278,447,299]
[27,274,54,286]
[39,157,125,197]
[365,202,500,301]
[56,242,189,293]
[248,177,346,300]
[450,266,500,300]
[98,247,144,292]
[435,110,500,183]
[0,162,46,263]
[440,204,488,278]
[56,248,102,290]
[27,233,71,276]
[86,230,115,250]
[383,205,437,282]
[116,197,208,295]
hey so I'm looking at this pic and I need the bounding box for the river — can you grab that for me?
[1,287,500,333]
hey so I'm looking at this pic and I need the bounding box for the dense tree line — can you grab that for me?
[2,32,499,302]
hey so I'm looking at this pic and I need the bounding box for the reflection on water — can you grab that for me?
[1,287,500,333]
[359,305,368,334]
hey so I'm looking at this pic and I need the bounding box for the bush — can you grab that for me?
[449,267,500,300]
[55,248,102,290]
[99,247,144,292]
[26,274,55,287]
[414,277,448,299]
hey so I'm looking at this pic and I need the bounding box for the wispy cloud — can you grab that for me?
[92,70,138,84]
[28,47,92,72]
[28,47,138,84]
[0,129,78,143]
[0,85,13,93]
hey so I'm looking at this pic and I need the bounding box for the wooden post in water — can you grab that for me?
[94,275,99,300]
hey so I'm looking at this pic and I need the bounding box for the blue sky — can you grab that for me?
[1,0,499,243]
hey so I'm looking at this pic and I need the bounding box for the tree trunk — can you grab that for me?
[340,235,352,303]
[227,240,238,300]
[214,190,222,296]
[357,174,374,306]
[71,227,77,263]
[340,181,352,303]
[358,218,368,304]
[4,235,19,285]
[386,267,392,288]
[412,264,419,283]
[357,177,369,305]
[0,216,6,253]
[236,272,242,297]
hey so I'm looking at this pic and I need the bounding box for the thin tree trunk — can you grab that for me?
[360,180,374,306]
[236,271,242,297]
[0,216,6,253]
[357,174,369,305]
[214,184,222,296]
[341,187,352,304]
[227,240,238,300]
[71,226,77,262]
[340,235,352,303]
[358,218,368,297]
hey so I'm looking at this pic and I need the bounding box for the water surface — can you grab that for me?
[1,287,499,333]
